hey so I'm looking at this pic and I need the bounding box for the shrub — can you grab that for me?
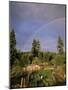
[32,57,41,65]
[51,55,65,66]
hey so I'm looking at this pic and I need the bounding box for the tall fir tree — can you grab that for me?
[10,29,16,67]
[31,39,40,57]
[57,36,64,54]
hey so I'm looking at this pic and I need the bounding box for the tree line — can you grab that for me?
[10,29,64,67]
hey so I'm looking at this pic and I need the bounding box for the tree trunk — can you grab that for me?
[20,77,23,88]
[23,78,26,87]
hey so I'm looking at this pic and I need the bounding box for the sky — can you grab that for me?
[9,1,66,52]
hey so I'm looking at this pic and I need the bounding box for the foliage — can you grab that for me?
[27,53,33,64]
[38,52,44,60]
[29,67,66,87]
[29,70,46,87]
[31,39,40,57]
[11,65,22,78]
[38,52,56,63]
[10,29,17,67]
[57,36,64,54]
[20,54,30,67]
[51,54,65,66]
[32,57,41,65]
[29,70,56,87]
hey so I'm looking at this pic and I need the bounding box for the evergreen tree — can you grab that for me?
[31,39,40,57]
[10,29,16,67]
[57,36,64,54]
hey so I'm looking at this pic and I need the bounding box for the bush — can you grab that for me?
[51,54,65,66]
[29,70,56,87]
[20,54,30,67]
[42,52,56,62]
[29,70,46,87]
[32,57,41,65]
